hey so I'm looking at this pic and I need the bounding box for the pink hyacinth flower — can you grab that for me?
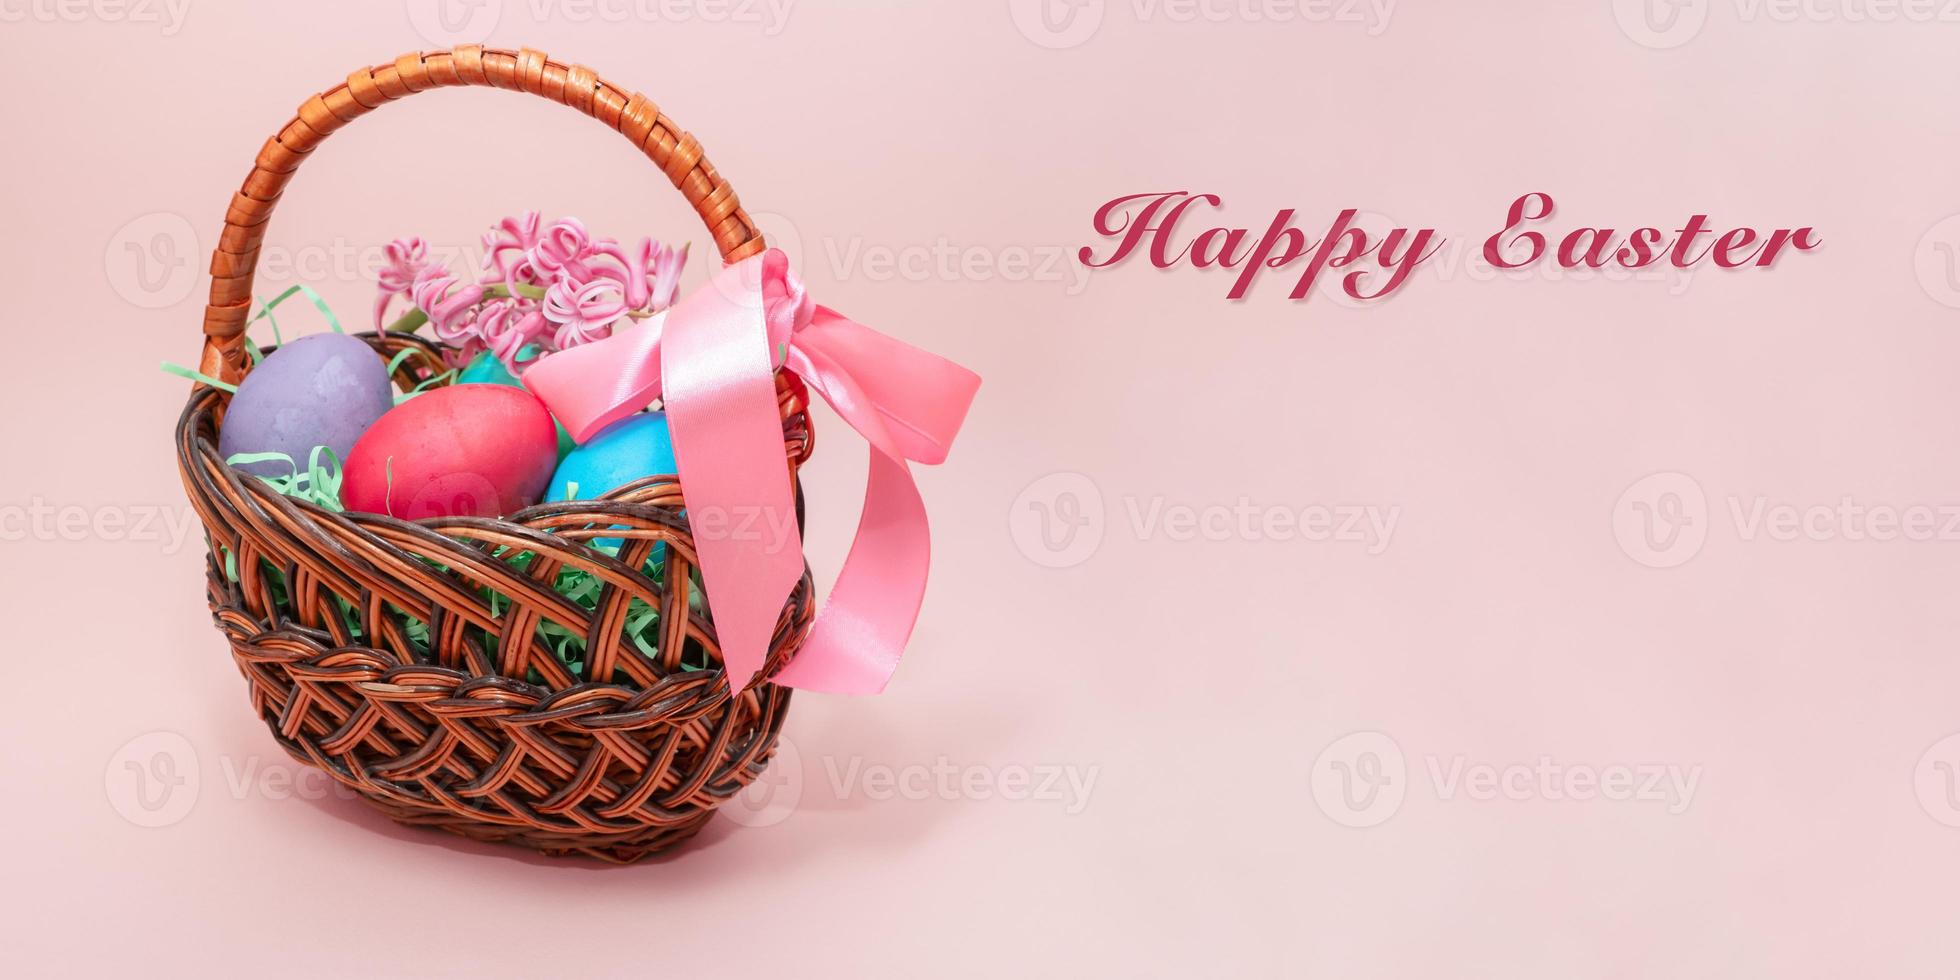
[374,236,431,329]
[529,217,609,284]
[410,265,487,347]
[540,275,627,349]
[593,237,689,312]
[481,211,543,286]
[475,297,550,369]
[647,239,687,310]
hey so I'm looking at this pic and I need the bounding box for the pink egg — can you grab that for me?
[342,384,559,520]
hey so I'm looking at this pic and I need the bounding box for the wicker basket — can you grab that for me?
[174,46,814,862]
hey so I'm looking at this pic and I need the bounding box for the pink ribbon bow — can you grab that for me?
[523,249,980,695]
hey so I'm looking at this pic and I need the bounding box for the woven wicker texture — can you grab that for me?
[174,48,809,862]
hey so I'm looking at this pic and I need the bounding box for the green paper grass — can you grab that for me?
[223,446,346,513]
[191,287,691,682]
[217,536,691,683]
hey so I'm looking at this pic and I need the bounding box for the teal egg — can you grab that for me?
[457,351,522,386]
[456,351,575,459]
[547,412,678,555]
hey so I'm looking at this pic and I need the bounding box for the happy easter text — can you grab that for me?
[1078,192,1821,302]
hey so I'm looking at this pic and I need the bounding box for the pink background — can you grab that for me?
[5,0,1960,975]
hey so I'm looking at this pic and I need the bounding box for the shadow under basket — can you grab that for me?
[174,46,817,863]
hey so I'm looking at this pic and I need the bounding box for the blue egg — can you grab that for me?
[547,412,678,555]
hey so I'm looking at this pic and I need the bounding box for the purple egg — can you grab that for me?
[218,333,394,478]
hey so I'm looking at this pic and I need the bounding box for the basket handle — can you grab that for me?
[197,45,766,384]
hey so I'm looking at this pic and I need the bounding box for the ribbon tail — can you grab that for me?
[772,450,929,695]
[660,262,803,696]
